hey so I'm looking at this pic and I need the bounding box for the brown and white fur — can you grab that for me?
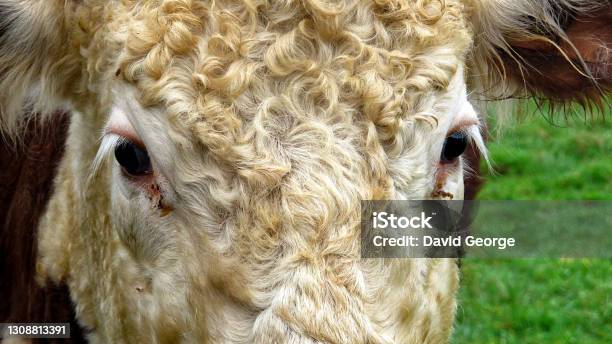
[0,1,609,343]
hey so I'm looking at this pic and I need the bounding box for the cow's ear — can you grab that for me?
[0,1,81,136]
[469,0,611,110]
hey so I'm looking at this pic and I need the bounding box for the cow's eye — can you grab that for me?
[440,131,468,163]
[115,141,152,176]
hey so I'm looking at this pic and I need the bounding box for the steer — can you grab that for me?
[0,0,609,342]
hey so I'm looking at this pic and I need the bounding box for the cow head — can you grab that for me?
[0,0,609,342]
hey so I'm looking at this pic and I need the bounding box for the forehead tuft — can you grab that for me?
[114,0,471,157]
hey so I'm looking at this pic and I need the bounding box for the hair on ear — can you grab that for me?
[0,0,80,139]
[469,0,611,114]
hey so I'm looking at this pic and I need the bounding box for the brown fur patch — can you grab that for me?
[0,112,85,343]
[502,5,611,106]
[467,0,611,118]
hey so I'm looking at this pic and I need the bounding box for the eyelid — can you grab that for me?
[104,107,146,148]
[104,125,146,150]
[447,119,480,135]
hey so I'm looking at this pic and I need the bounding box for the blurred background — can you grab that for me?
[453,104,611,344]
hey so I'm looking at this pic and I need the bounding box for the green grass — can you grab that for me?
[454,259,611,344]
[452,106,612,344]
[478,110,611,200]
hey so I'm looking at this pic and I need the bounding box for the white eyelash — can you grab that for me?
[90,133,125,180]
[465,124,492,171]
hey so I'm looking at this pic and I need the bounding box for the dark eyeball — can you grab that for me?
[440,131,468,162]
[114,141,152,176]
